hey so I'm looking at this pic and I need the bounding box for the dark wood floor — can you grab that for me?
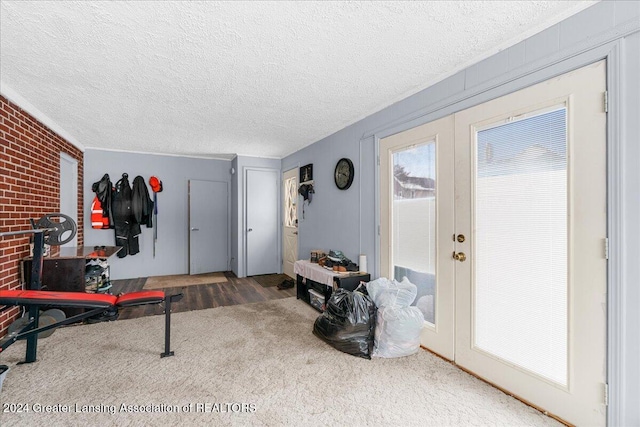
[111,271,296,320]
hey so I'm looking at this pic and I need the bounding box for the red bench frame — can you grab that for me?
[0,290,182,363]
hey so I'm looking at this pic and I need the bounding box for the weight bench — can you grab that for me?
[0,290,183,363]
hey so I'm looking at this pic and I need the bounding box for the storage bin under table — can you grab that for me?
[294,260,370,312]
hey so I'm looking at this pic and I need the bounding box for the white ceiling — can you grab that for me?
[0,1,596,160]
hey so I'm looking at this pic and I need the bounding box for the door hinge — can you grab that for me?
[377,225,380,236]
[377,155,380,166]
[604,383,609,406]
[604,91,608,113]
[604,237,609,260]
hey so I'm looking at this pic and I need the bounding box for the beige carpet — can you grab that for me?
[0,298,561,427]
[143,272,227,289]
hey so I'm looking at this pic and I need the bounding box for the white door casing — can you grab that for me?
[189,180,229,275]
[282,168,298,278]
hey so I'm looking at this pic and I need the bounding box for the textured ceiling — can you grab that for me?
[0,1,595,159]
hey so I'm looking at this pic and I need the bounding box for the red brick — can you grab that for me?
[0,95,84,338]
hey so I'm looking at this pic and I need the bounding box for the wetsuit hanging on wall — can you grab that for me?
[131,176,154,228]
[112,173,141,258]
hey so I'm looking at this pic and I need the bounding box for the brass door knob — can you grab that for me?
[453,252,467,262]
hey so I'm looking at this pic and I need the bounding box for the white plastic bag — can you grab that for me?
[366,276,417,308]
[373,306,425,358]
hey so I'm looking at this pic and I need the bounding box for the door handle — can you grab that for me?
[248,228,253,232]
[191,227,199,231]
[453,252,466,262]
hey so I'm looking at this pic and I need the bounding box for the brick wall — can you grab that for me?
[0,95,84,337]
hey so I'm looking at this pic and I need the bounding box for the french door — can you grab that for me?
[380,61,607,425]
[380,115,455,360]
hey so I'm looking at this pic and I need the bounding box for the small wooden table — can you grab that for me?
[50,246,121,259]
[294,259,370,311]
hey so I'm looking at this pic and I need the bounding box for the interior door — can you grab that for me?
[454,61,607,425]
[189,180,228,275]
[282,168,298,278]
[246,168,279,276]
[380,115,455,360]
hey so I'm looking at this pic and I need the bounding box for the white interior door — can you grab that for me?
[246,168,279,276]
[454,61,607,425]
[189,180,228,275]
[282,168,298,278]
[380,115,455,360]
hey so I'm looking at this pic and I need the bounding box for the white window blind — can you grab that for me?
[474,108,568,385]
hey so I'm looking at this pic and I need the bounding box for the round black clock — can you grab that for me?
[334,158,354,190]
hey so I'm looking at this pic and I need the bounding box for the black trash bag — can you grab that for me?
[312,287,377,359]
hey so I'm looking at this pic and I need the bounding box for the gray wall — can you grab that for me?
[85,151,281,280]
[280,133,363,264]
[84,149,232,280]
[282,2,639,424]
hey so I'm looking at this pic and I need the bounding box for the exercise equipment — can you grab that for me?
[0,214,182,363]
[0,213,77,361]
[8,314,56,339]
[0,290,183,361]
[0,213,77,246]
[7,308,66,340]
[43,308,66,323]
[35,213,77,245]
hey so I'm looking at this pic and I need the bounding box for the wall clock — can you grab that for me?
[334,158,354,190]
